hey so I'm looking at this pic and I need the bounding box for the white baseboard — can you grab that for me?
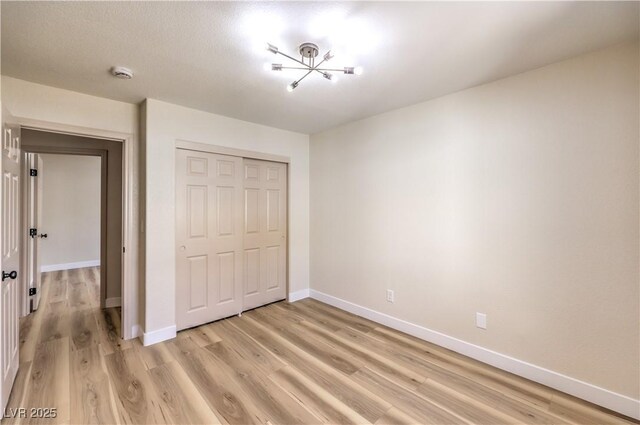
[105,297,121,308]
[309,289,640,420]
[40,260,100,273]
[142,325,177,346]
[131,324,142,339]
[288,288,310,302]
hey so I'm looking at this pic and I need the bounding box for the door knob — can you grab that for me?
[2,271,17,281]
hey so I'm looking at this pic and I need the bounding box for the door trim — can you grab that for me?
[14,117,137,340]
[175,140,290,164]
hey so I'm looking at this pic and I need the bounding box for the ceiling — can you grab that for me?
[2,2,638,134]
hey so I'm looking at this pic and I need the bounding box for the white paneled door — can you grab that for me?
[242,159,287,310]
[176,149,287,331]
[176,149,244,330]
[0,123,20,410]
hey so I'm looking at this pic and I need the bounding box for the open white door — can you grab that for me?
[0,122,20,410]
[26,153,43,311]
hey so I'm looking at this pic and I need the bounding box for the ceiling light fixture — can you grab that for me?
[266,42,361,91]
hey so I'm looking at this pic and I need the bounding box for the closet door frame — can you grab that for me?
[175,139,291,309]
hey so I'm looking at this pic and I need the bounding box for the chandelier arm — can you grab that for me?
[311,58,327,70]
[312,69,329,78]
[295,69,314,85]
[280,66,315,71]
[276,51,311,69]
[316,68,351,72]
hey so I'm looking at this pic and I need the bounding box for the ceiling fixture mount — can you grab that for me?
[110,66,133,79]
[266,42,362,91]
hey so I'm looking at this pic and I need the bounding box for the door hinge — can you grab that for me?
[30,169,38,177]
[29,228,37,238]
[123,247,125,253]
[29,288,37,296]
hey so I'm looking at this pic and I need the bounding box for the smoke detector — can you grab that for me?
[110,66,133,79]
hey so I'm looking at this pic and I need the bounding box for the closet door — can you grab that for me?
[243,159,287,310]
[176,149,243,330]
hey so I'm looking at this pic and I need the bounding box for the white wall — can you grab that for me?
[311,42,639,409]
[143,99,309,341]
[39,154,100,269]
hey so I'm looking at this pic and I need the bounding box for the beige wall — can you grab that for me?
[39,154,100,268]
[143,99,310,337]
[310,42,639,400]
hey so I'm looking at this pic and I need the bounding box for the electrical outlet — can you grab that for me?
[386,289,394,303]
[476,312,487,329]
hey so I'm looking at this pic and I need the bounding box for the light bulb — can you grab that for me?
[266,43,278,54]
[287,82,298,92]
[354,66,363,76]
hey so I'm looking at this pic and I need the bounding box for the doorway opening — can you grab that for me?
[20,129,125,343]
[26,153,102,312]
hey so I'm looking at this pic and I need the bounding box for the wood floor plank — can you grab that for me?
[272,301,342,332]
[417,378,520,424]
[169,336,260,425]
[369,325,555,409]
[336,323,571,424]
[24,338,70,424]
[70,309,100,351]
[228,315,392,423]
[19,311,40,364]
[294,317,426,389]
[247,305,364,375]
[95,308,132,355]
[68,280,92,310]
[268,366,371,425]
[207,319,286,375]
[147,361,222,425]
[181,323,222,348]
[549,394,636,425]
[38,301,70,343]
[70,344,119,424]
[203,341,322,424]
[300,298,377,333]
[132,339,175,371]
[374,407,422,425]
[81,266,100,308]
[103,348,167,424]
[352,366,471,425]
[47,274,67,304]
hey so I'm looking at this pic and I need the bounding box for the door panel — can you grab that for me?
[242,159,287,310]
[187,185,207,239]
[187,255,208,312]
[176,149,243,330]
[1,123,20,411]
[244,248,260,296]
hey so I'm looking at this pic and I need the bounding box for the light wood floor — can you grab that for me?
[5,267,636,425]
